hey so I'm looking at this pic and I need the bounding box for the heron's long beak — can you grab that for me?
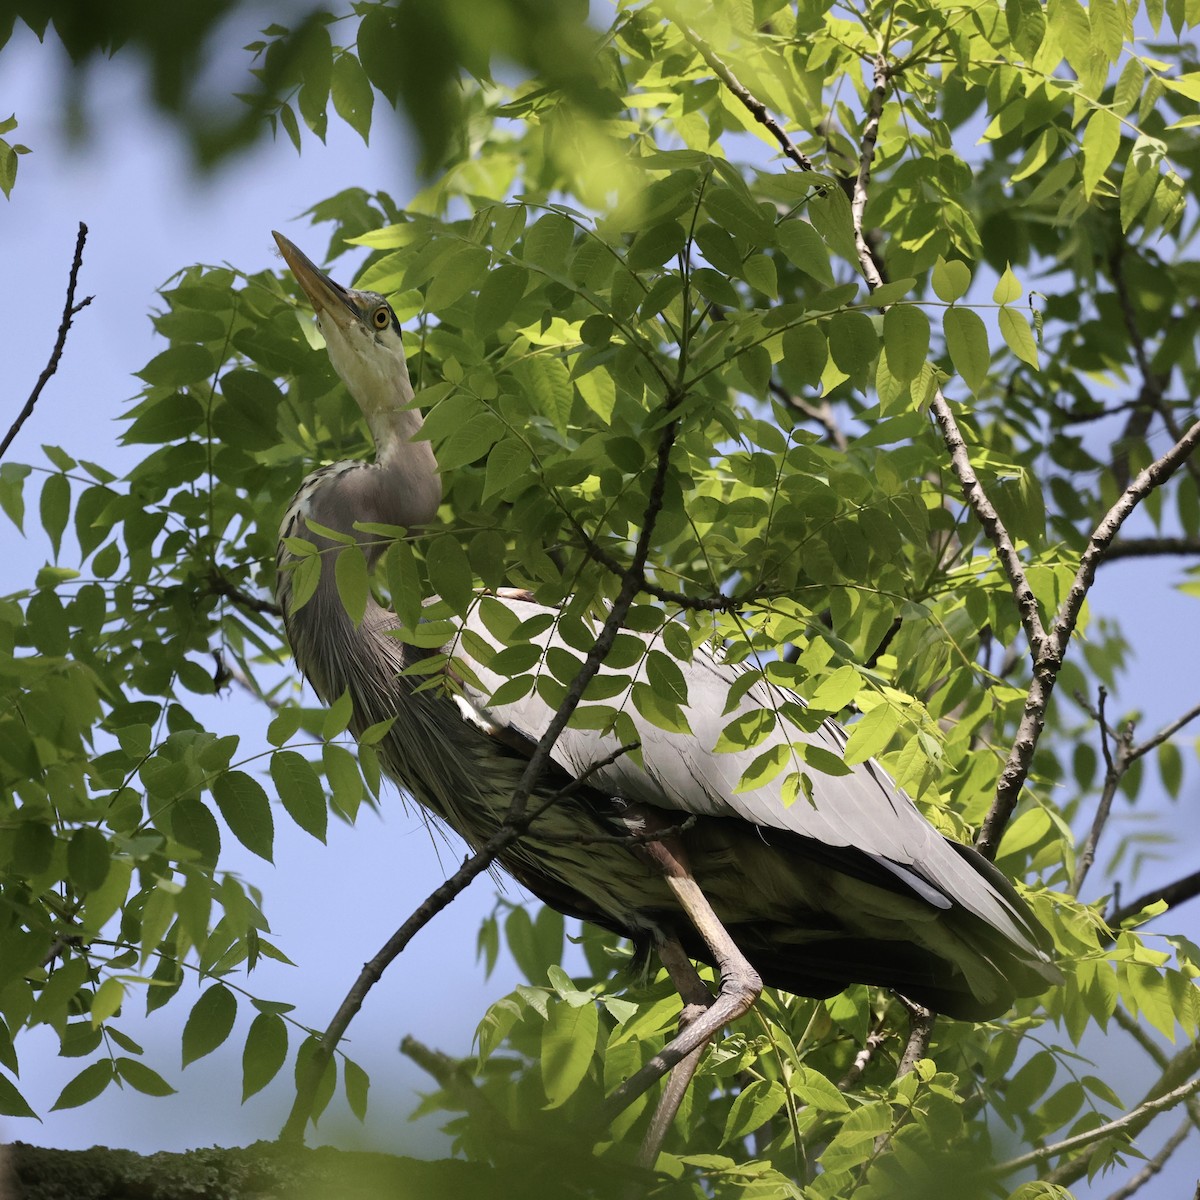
[273,231,360,326]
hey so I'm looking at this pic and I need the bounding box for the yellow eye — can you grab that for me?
[372,306,391,330]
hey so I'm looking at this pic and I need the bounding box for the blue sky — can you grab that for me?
[3,15,1199,1194]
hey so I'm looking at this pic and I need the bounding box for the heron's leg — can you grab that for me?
[635,935,715,1169]
[602,832,762,1125]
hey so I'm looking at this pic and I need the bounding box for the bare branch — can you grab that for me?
[1,222,94,462]
[929,391,1050,658]
[672,19,815,172]
[1108,868,1200,930]
[1050,416,1200,662]
[851,56,888,292]
[977,415,1200,857]
[1102,535,1200,562]
[998,1071,1200,1177]
[1072,690,1134,897]
[836,1025,888,1092]
[1131,699,1200,764]
[895,1001,934,1079]
[1041,1041,1200,1188]
[206,570,282,618]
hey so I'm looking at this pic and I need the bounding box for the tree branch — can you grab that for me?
[977,415,1200,857]
[851,56,888,292]
[1108,869,1200,930]
[1,222,93,462]
[1102,535,1200,562]
[672,18,815,172]
[997,1071,1200,1177]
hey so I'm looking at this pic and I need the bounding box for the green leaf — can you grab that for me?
[882,304,930,383]
[842,704,902,765]
[242,1012,288,1100]
[992,264,1022,305]
[426,534,475,611]
[0,461,30,531]
[67,826,110,892]
[475,264,528,335]
[270,751,328,842]
[827,310,879,377]
[344,1056,370,1121]
[210,771,275,862]
[791,1065,852,1113]
[51,1060,114,1110]
[137,344,215,388]
[943,306,991,394]
[427,243,491,310]
[331,52,374,142]
[39,473,69,559]
[182,984,237,1068]
[541,998,598,1108]
[722,1080,786,1145]
[999,306,1040,368]
[115,1057,176,1096]
[627,221,686,271]
[170,796,222,864]
[808,665,862,712]
[1082,109,1121,199]
[931,258,971,303]
[0,1071,38,1119]
[334,544,369,627]
[1158,740,1183,799]
[215,370,283,452]
[776,220,834,285]
[323,688,354,739]
[90,977,124,1026]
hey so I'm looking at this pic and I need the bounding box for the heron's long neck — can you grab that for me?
[276,405,441,702]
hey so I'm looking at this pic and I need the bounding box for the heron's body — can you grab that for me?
[271,230,1059,1040]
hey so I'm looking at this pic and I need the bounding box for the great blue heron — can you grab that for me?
[270,230,1060,1152]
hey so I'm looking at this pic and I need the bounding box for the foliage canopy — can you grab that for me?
[3,0,1200,1195]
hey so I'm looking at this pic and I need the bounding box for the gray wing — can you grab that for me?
[450,597,1034,945]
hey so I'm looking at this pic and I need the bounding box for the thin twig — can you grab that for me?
[672,18,815,172]
[1127,699,1200,764]
[1042,1040,1200,1188]
[1,222,93,462]
[1072,689,1134,897]
[280,398,684,1141]
[997,1072,1200,1176]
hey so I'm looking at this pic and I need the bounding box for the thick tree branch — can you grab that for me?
[1,222,93,463]
[280,400,684,1142]
[977,417,1200,857]
[851,56,888,292]
[1108,868,1200,930]
[1102,535,1200,562]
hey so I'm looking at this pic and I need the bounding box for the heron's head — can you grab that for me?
[273,231,414,419]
